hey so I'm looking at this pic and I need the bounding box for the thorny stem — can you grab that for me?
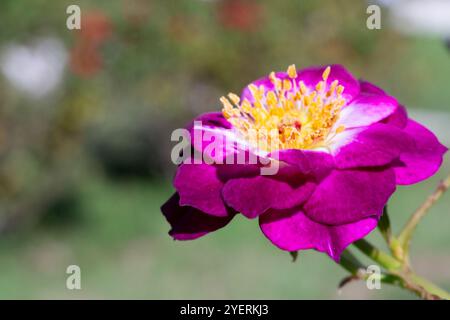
[337,173,450,300]
[398,173,450,257]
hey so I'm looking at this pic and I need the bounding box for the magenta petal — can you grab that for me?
[297,64,360,102]
[222,174,316,219]
[337,93,398,129]
[382,104,408,128]
[188,112,245,163]
[174,163,228,217]
[271,149,335,180]
[359,81,408,128]
[334,123,413,169]
[303,168,396,225]
[395,120,448,185]
[260,208,378,262]
[188,112,232,131]
[162,193,234,240]
[359,80,385,95]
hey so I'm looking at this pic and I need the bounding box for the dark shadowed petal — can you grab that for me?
[174,163,229,217]
[260,207,378,262]
[303,168,396,225]
[297,64,360,102]
[215,162,262,181]
[336,93,398,129]
[162,193,234,240]
[332,123,413,169]
[395,120,447,185]
[222,172,316,219]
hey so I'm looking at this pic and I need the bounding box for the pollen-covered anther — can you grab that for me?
[221,65,347,152]
[287,64,297,79]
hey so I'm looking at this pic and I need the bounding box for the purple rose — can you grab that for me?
[161,64,447,262]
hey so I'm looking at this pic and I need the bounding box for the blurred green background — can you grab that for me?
[0,0,449,299]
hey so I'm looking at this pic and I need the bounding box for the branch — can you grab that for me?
[341,246,449,299]
[398,173,450,255]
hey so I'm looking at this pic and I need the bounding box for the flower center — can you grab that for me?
[220,65,347,152]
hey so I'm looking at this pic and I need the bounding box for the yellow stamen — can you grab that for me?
[336,125,345,134]
[287,64,297,79]
[220,96,233,110]
[221,65,346,152]
[283,79,292,91]
[299,81,308,95]
[315,81,324,92]
[228,93,240,105]
[322,66,331,81]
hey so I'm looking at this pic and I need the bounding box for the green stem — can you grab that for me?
[339,250,403,286]
[352,240,450,299]
[378,206,392,244]
[378,206,406,261]
[339,250,365,275]
[336,174,450,299]
[353,239,402,270]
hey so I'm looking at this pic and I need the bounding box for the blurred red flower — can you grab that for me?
[70,41,103,77]
[79,11,112,44]
[70,10,112,77]
[217,0,264,32]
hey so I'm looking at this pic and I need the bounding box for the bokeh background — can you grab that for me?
[0,0,449,299]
